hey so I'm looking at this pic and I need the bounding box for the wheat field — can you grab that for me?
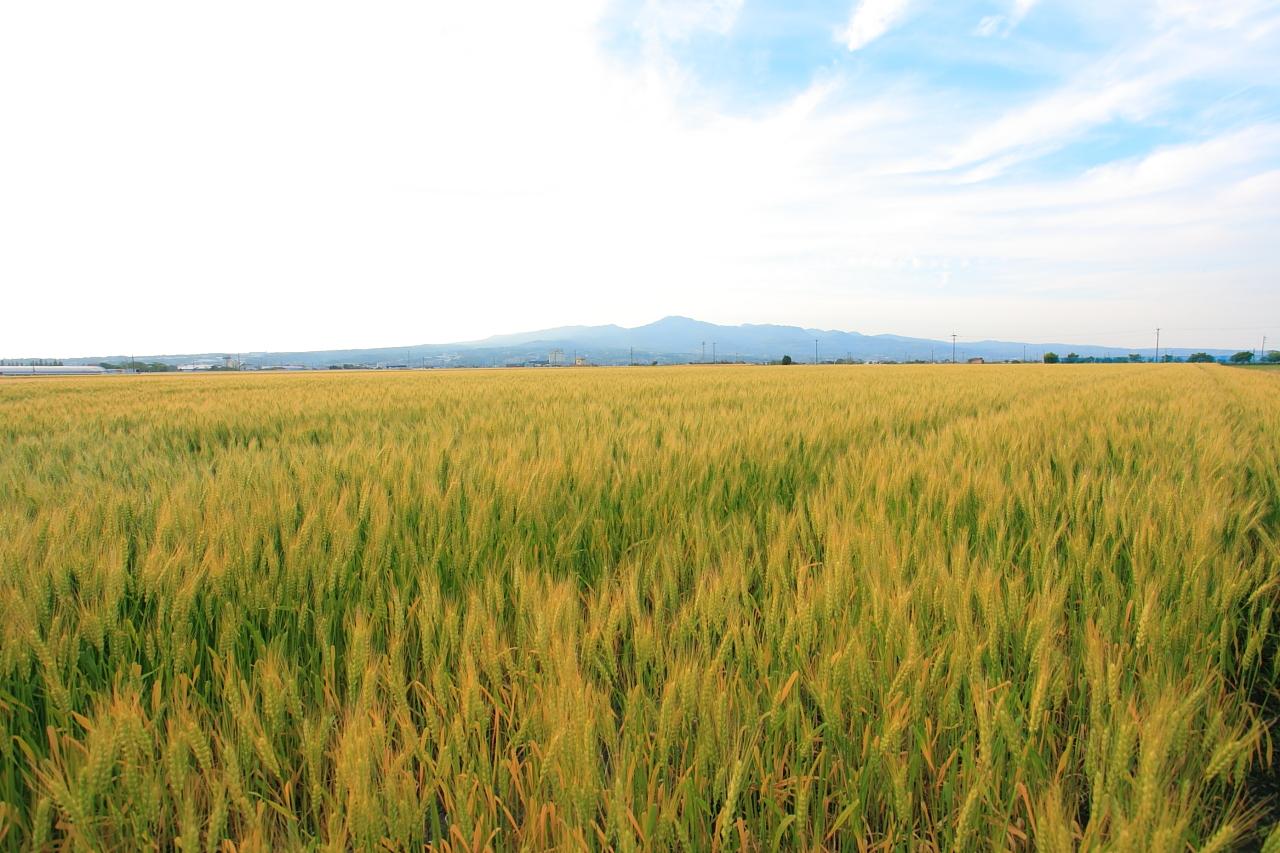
[0,365,1277,850]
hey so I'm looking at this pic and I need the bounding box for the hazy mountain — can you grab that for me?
[65,316,1236,368]
[456,316,1222,363]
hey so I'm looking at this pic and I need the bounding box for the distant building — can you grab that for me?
[967,357,985,364]
[0,365,106,376]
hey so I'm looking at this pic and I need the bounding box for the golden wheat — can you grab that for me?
[0,364,1277,850]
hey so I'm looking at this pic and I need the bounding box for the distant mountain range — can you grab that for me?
[67,316,1237,368]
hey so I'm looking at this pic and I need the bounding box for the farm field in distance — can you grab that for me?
[1,365,1278,850]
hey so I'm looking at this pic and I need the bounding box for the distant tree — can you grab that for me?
[1128,353,1142,362]
[1043,352,1059,364]
[781,355,793,365]
[99,360,173,372]
[1266,350,1280,363]
[1230,351,1255,363]
[1187,352,1215,363]
[1065,352,1080,363]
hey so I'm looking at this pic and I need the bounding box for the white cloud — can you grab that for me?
[936,5,1280,178]
[949,72,1169,170]
[1153,0,1275,29]
[977,0,1039,36]
[842,0,915,51]
[1084,125,1280,195]
[975,16,1004,36]
[1219,168,1280,206]
[638,0,744,40]
[1013,0,1040,19]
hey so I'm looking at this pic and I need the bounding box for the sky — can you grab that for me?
[1,0,1278,357]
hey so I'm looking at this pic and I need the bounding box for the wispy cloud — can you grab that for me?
[842,0,916,51]
[976,0,1040,37]
[637,0,744,40]
[947,71,1170,174]
[921,5,1280,179]
[1153,0,1277,29]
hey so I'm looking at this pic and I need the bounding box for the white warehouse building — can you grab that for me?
[0,365,107,376]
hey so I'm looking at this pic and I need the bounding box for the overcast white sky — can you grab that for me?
[2,0,1278,357]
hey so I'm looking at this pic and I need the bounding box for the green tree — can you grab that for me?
[1128,353,1142,362]
[1043,352,1059,364]
[1265,350,1280,363]
[1065,352,1080,363]
[1187,352,1215,363]
[781,355,793,365]
[1230,351,1254,363]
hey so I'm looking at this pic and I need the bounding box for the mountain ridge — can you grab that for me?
[63,316,1236,367]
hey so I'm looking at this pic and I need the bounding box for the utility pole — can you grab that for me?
[629,346,634,366]
[1262,335,1267,361]
[951,334,957,364]
[712,342,716,364]
[701,341,706,363]
[814,339,819,365]
[1022,344,1027,363]
[1155,328,1161,363]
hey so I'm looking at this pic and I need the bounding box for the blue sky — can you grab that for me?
[1,0,1277,355]
[605,0,1279,179]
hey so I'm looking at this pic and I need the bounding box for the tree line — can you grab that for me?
[1043,351,1279,364]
